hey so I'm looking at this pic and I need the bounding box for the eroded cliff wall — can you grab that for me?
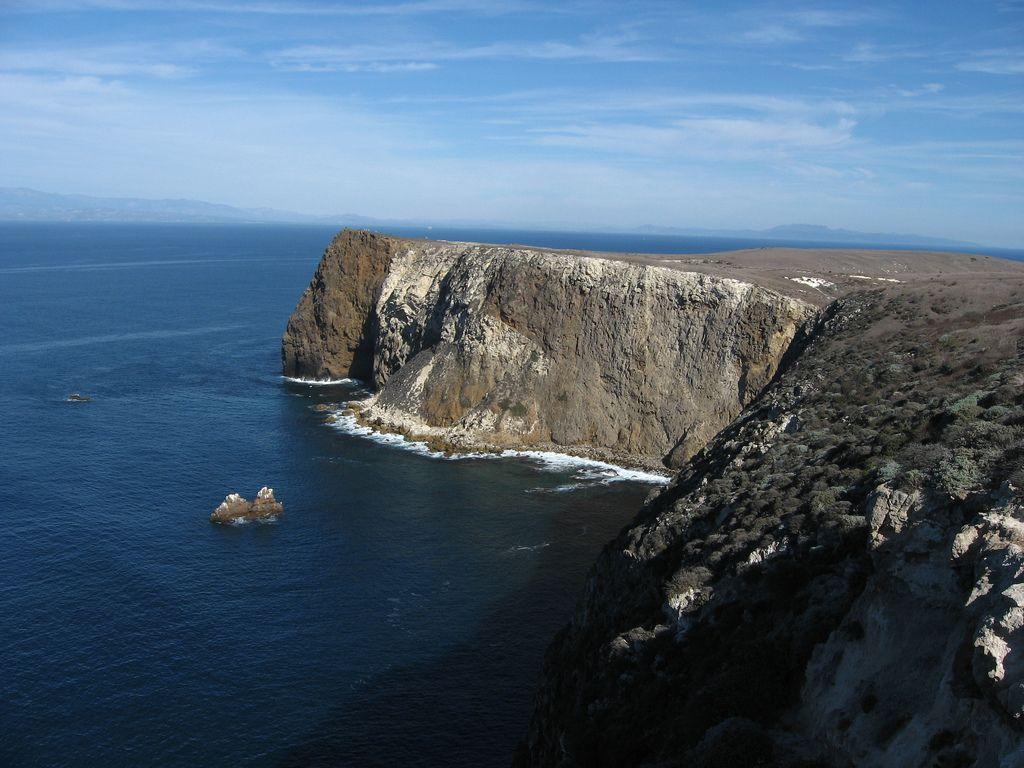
[283,230,813,469]
[282,229,395,382]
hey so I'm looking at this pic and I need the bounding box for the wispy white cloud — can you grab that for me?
[787,9,882,27]
[675,116,855,147]
[957,48,1024,75]
[383,89,858,121]
[6,0,538,15]
[269,31,662,71]
[871,89,1024,116]
[524,116,855,159]
[739,6,883,45]
[278,56,442,73]
[0,40,238,79]
[842,42,911,63]
[893,82,945,97]
[741,24,804,44]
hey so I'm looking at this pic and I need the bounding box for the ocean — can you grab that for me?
[2,222,1018,767]
[0,223,663,768]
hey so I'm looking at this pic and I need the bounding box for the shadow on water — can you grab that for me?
[275,487,637,768]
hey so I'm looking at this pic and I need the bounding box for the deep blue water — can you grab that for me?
[0,223,667,768]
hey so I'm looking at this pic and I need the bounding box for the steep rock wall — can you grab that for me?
[283,230,813,469]
[282,229,395,382]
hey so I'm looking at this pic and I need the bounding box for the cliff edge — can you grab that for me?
[283,230,813,469]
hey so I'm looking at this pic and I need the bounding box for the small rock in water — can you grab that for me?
[67,393,91,402]
[210,486,283,524]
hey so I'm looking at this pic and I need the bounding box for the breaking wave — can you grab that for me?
[326,409,669,487]
[282,376,365,386]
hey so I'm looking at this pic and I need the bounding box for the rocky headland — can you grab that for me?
[210,487,283,524]
[284,230,1024,766]
[283,230,814,470]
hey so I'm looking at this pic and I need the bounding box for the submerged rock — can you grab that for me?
[210,487,283,524]
[66,393,91,402]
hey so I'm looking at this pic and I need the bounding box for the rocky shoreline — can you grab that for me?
[310,396,672,483]
[340,395,675,475]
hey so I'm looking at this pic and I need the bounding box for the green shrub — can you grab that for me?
[984,405,1012,423]
[875,459,901,483]
[936,449,981,499]
[898,468,926,490]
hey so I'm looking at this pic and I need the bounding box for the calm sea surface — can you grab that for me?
[0,223,662,768]
[3,223,1019,767]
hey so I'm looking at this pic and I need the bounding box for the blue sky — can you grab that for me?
[1,1,1022,245]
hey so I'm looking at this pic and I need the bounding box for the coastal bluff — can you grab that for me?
[282,229,813,470]
[284,229,1024,766]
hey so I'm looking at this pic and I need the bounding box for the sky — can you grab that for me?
[1,1,1022,246]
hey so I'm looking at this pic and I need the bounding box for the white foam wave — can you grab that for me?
[528,482,594,493]
[282,375,364,386]
[506,542,551,553]
[328,411,448,458]
[326,409,670,486]
[227,515,279,525]
[497,449,668,485]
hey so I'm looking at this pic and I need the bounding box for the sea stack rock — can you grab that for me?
[210,487,283,524]
[249,487,284,517]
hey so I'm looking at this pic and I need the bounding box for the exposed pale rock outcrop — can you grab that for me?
[283,230,813,469]
[210,487,283,524]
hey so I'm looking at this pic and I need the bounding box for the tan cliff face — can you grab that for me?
[282,229,814,469]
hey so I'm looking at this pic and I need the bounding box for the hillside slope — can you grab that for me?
[520,278,1024,767]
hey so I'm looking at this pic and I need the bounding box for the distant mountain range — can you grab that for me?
[0,186,980,250]
[0,187,386,226]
